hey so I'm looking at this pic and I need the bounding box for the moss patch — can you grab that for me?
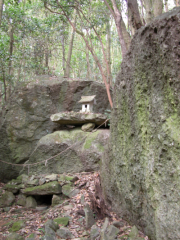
[54,217,69,226]
[9,220,25,232]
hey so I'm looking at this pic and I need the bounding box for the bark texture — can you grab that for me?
[0,0,3,27]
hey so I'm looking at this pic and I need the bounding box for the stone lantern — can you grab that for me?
[78,95,96,113]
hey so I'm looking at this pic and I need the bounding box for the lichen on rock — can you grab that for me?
[101,7,180,240]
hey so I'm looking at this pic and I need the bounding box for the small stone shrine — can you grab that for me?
[78,95,96,113]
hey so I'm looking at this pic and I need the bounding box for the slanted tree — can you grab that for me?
[43,0,113,108]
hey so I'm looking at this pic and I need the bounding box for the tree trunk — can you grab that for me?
[61,35,66,76]
[45,42,49,73]
[103,0,129,58]
[0,0,3,27]
[44,1,113,108]
[139,0,146,25]
[174,0,180,6]
[143,0,163,23]
[8,24,14,76]
[153,0,163,18]
[121,18,131,50]
[106,19,112,85]
[2,67,6,102]
[64,10,77,78]
[127,0,143,31]
[164,0,169,12]
[143,0,154,23]
[85,44,91,79]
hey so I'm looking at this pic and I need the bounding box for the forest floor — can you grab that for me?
[0,172,149,240]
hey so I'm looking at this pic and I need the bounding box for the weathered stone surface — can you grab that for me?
[0,79,111,182]
[81,123,95,132]
[50,112,107,126]
[17,193,26,206]
[51,194,66,207]
[101,7,180,240]
[45,219,58,240]
[26,128,109,176]
[128,226,139,240]
[90,225,100,240]
[54,217,69,226]
[22,181,61,195]
[56,227,74,239]
[84,204,95,229]
[10,220,25,232]
[45,174,58,181]
[62,183,80,198]
[25,196,37,208]
[58,174,79,184]
[25,233,37,240]
[106,225,119,239]
[0,191,15,207]
[45,219,59,232]
[4,183,24,194]
[6,233,24,240]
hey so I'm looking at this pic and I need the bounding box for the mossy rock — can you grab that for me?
[0,191,15,207]
[9,179,22,185]
[9,220,25,232]
[6,233,24,240]
[22,181,61,195]
[54,217,69,226]
[58,174,78,183]
[4,184,25,194]
[62,183,74,197]
[51,194,67,207]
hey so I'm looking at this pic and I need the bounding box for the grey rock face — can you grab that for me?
[25,196,37,208]
[0,191,15,207]
[6,233,24,240]
[22,181,61,195]
[90,225,100,239]
[0,79,111,182]
[81,123,96,132]
[26,128,109,176]
[50,112,107,126]
[17,193,26,206]
[56,227,74,239]
[84,204,95,229]
[101,7,180,240]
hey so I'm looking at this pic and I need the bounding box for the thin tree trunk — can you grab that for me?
[127,0,143,31]
[2,68,6,102]
[139,0,146,24]
[64,10,77,78]
[143,0,163,23]
[103,0,129,58]
[143,0,154,23]
[174,0,180,6]
[45,43,49,73]
[106,19,112,86]
[8,24,14,75]
[121,19,131,50]
[44,1,113,108]
[0,0,3,27]
[85,44,91,79]
[164,0,169,11]
[153,0,163,18]
[61,35,66,76]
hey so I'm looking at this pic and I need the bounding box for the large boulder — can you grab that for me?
[50,112,107,125]
[0,78,111,181]
[25,128,109,176]
[101,7,180,240]
[22,181,62,195]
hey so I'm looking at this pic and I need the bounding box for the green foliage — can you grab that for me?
[0,0,122,107]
